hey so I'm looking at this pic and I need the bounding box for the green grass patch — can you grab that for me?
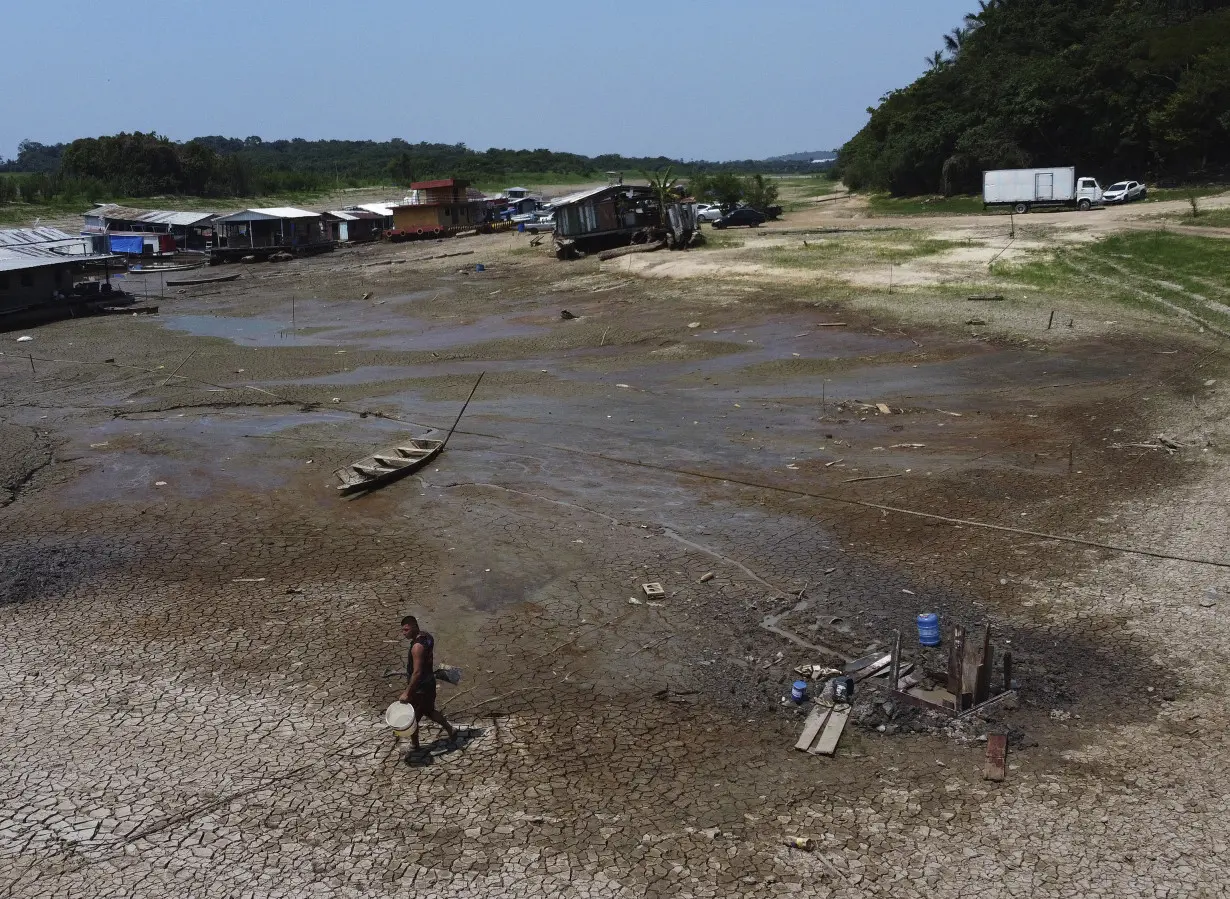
[991,230,1230,330]
[866,194,986,216]
[762,232,964,269]
[1165,209,1230,229]
[1140,186,1228,204]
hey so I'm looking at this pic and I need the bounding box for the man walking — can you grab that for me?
[398,615,459,752]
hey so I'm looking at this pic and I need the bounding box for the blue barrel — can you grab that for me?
[791,680,808,703]
[517,222,526,232]
[917,612,941,646]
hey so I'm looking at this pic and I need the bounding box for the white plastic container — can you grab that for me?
[384,701,418,738]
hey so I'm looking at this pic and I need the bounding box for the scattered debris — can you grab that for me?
[687,322,701,328]
[698,571,715,583]
[876,403,892,415]
[560,310,577,320]
[891,443,926,449]
[966,318,986,326]
[967,294,1006,301]
[642,582,665,598]
[785,836,815,851]
[232,577,266,583]
[16,335,33,342]
[843,473,903,483]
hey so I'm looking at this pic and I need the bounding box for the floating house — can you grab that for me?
[551,185,697,256]
[0,228,118,315]
[325,210,385,243]
[390,180,483,236]
[210,207,331,261]
[83,204,217,252]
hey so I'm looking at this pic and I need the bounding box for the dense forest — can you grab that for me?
[835,0,1230,196]
[0,134,823,206]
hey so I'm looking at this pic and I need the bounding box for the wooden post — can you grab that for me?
[1002,651,1013,692]
[888,630,902,692]
[1047,310,1055,330]
[948,625,966,695]
[29,354,36,376]
[974,624,992,705]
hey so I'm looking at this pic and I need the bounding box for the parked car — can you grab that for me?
[1102,180,1147,204]
[696,203,723,223]
[713,206,767,229]
[524,214,554,234]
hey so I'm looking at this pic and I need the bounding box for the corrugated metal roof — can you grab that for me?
[354,203,395,217]
[550,184,651,207]
[213,207,321,223]
[328,210,383,221]
[0,228,115,273]
[86,204,216,227]
[0,227,82,248]
[410,179,466,190]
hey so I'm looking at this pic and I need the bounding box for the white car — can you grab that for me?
[1102,180,1147,204]
[695,203,723,223]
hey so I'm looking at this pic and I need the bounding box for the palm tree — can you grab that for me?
[943,26,969,59]
[925,50,947,73]
[965,1,997,31]
[643,166,679,227]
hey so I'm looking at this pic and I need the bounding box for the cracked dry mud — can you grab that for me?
[2,234,1228,897]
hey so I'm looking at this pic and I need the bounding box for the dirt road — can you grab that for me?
[2,216,1229,897]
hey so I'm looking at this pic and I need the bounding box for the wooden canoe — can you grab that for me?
[334,437,443,495]
[166,273,241,287]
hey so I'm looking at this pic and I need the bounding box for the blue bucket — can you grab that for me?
[475,263,485,272]
[790,680,808,703]
[917,612,941,646]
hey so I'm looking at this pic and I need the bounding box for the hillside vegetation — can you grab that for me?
[836,0,1230,196]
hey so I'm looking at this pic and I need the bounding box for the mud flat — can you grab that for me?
[3,225,1229,898]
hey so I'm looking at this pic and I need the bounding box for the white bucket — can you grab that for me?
[384,701,418,738]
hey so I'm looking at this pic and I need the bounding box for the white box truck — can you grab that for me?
[983,167,1103,213]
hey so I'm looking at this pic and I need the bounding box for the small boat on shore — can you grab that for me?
[128,262,206,274]
[334,438,444,494]
[165,273,241,287]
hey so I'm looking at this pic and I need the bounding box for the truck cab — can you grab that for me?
[1076,177,1103,210]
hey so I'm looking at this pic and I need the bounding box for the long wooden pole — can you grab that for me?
[441,372,485,450]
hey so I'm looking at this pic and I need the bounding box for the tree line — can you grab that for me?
[0,133,824,206]
[835,0,1230,196]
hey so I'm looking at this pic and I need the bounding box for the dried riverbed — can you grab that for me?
[3,231,1228,898]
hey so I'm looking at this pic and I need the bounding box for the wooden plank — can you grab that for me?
[810,705,851,756]
[948,626,966,694]
[851,654,892,682]
[843,652,882,674]
[794,705,831,751]
[984,733,1007,781]
[961,636,981,707]
[876,403,892,415]
[895,688,956,716]
[1002,651,1013,692]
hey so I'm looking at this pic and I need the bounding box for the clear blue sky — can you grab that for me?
[1,0,975,161]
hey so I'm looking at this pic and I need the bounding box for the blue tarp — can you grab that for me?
[109,235,145,255]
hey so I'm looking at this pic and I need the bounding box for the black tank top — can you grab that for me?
[408,632,435,689]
